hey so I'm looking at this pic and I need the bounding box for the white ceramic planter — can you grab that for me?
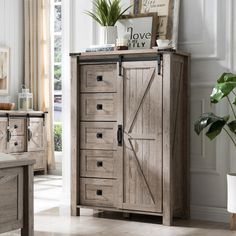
[100,26,118,45]
[227,173,236,213]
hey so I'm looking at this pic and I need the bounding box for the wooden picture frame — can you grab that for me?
[0,47,10,95]
[117,13,158,50]
[130,0,180,49]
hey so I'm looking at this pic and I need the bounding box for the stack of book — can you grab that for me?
[85,44,115,52]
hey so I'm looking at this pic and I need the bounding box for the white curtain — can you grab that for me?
[24,0,55,170]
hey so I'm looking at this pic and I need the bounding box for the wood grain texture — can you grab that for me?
[71,51,189,225]
[0,156,35,235]
[71,56,80,216]
[80,150,117,179]
[80,64,117,93]
[0,118,8,152]
[81,93,117,121]
[80,178,115,207]
[121,61,162,213]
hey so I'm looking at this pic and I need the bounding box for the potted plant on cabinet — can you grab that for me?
[85,0,132,44]
[194,72,236,229]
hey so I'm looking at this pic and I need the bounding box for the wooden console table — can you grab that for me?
[0,153,35,236]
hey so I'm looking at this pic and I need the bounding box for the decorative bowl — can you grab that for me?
[0,103,15,110]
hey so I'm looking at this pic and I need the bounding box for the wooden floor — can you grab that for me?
[2,175,236,236]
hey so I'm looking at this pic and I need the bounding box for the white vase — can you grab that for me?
[227,173,236,213]
[100,26,118,45]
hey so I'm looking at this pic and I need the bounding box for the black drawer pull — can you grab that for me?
[97,75,103,82]
[117,125,123,146]
[96,104,103,110]
[97,161,103,167]
[96,189,103,196]
[96,133,103,139]
[14,124,18,129]
[14,142,18,146]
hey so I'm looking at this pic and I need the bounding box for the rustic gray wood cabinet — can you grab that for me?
[0,111,47,173]
[0,153,35,235]
[70,49,190,225]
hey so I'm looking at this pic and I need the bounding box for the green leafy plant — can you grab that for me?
[54,122,62,152]
[194,73,236,146]
[85,0,132,26]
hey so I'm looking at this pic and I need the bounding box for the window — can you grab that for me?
[53,0,62,152]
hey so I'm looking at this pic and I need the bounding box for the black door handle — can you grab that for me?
[117,125,123,146]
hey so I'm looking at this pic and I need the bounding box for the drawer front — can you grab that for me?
[81,93,117,121]
[80,150,116,178]
[80,64,117,92]
[0,118,7,152]
[0,167,23,225]
[80,178,115,207]
[9,119,25,136]
[8,136,25,153]
[28,118,44,152]
[80,122,117,150]
[12,151,45,170]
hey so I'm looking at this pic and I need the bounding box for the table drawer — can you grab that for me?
[80,150,116,178]
[0,167,23,225]
[9,119,25,136]
[8,136,25,153]
[80,122,117,150]
[81,93,117,121]
[80,64,117,92]
[80,178,115,207]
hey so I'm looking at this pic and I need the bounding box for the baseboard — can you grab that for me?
[191,205,230,223]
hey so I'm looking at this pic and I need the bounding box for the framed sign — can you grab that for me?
[117,14,158,50]
[130,0,180,49]
[0,47,9,95]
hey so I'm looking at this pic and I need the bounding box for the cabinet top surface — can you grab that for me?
[0,153,35,168]
[70,49,190,58]
[0,110,46,117]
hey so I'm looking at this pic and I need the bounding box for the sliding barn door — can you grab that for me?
[118,61,163,213]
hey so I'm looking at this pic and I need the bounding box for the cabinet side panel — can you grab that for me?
[71,56,80,216]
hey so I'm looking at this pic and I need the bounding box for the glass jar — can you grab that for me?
[18,88,33,111]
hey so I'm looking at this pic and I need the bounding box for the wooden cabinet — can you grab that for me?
[0,153,35,235]
[0,111,47,173]
[71,50,190,225]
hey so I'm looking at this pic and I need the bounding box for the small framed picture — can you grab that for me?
[117,13,158,50]
[0,47,10,95]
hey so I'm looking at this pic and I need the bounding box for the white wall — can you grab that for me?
[70,0,236,223]
[0,0,24,104]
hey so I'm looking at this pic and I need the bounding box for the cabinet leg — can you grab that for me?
[163,214,173,226]
[21,165,34,236]
[72,207,80,216]
[230,213,236,230]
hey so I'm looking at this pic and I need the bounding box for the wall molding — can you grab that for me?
[191,205,229,223]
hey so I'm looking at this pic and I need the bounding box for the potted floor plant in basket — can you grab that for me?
[85,0,132,44]
[194,72,236,229]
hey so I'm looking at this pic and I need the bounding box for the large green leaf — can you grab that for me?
[210,82,236,103]
[194,113,229,140]
[217,73,236,83]
[228,120,236,134]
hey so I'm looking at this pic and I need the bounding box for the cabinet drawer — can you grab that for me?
[80,150,116,178]
[80,64,117,92]
[80,178,115,207]
[8,136,25,153]
[0,167,23,225]
[9,119,25,136]
[80,122,117,150]
[81,93,117,121]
